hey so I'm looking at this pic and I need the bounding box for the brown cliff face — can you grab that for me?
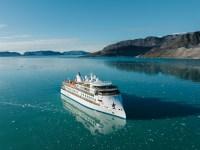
[91,31,200,58]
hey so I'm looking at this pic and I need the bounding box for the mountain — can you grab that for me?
[0,50,90,57]
[23,50,62,56]
[91,31,200,59]
[0,51,21,57]
[23,50,89,56]
[62,50,89,55]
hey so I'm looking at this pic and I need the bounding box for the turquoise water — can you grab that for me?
[0,57,200,150]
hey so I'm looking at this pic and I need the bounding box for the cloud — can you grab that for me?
[0,37,104,52]
[172,32,187,35]
[0,34,31,40]
[0,24,8,29]
[0,24,105,52]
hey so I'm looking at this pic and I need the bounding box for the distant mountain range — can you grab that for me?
[90,31,200,59]
[62,51,89,55]
[0,50,89,57]
[2,31,200,59]
[0,51,21,57]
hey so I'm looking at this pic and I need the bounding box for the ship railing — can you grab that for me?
[97,88,118,91]
[102,81,112,84]
[74,87,94,96]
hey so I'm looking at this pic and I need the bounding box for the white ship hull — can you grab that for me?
[61,88,126,119]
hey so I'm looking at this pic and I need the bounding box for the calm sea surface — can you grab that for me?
[0,57,200,150]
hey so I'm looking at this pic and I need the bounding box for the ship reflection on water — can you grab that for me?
[61,94,126,135]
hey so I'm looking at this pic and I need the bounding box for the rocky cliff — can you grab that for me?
[91,31,200,58]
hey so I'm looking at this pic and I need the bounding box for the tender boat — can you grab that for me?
[60,72,126,119]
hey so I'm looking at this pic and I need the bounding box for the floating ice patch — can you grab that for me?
[0,101,63,113]
[180,123,186,126]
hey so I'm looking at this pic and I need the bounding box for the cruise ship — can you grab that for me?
[60,73,126,119]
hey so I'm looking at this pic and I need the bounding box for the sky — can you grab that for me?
[0,0,200,52]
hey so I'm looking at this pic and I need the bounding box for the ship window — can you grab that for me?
[98,90,120,95]
[94,85,117,89]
